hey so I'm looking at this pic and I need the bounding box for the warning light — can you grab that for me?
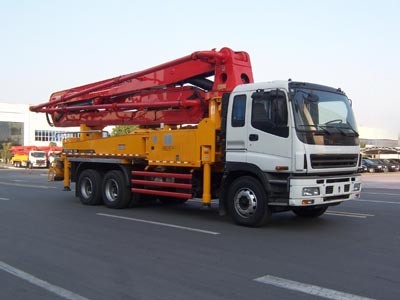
[301,199,315,205]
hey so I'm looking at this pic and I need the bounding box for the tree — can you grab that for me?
[111,125,138,136]
[1,142,12,163]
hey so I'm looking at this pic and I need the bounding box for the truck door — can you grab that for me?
[225,94,248,163]
[247,89,292,171]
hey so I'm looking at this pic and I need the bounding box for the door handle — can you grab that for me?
[249,134,259,141]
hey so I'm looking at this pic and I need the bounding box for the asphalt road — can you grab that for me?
[0,168,399,300]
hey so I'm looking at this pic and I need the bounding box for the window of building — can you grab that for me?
[0,121,24,145]
[34,130,69,142]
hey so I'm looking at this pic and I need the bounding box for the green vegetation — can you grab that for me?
[111,125,138,136]
[1,142,12,163]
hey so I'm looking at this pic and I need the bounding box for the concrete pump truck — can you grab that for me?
[30,47,362,227]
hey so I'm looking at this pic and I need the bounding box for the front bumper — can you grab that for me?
[289,174,362,206]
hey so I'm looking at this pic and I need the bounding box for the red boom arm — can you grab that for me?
[29,47,253,127]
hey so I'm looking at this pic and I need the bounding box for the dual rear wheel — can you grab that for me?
[77,169,131,208]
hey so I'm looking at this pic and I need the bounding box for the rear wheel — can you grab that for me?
[102,170,131,209]
[227,176,271,227]
[292,206,327,218]
[77,169,103,205]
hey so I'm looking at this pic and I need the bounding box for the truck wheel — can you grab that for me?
[77,169,103,205]
[227,176,271,227]
[102,170,130,209]
[292,206,327,218]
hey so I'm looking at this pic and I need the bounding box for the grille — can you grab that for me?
[326,186,334,194]
[310,154,358,169]
[324,195,349,201]
[327,178,350,183]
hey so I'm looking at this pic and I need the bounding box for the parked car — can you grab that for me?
[382,159,400,172]
[389,159,400,171]
[358,164,368,173]
[362,159,387,172]
[371,159,398,172]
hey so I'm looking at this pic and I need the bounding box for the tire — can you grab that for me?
[102,170,131,209]
[227,176,271,227]
[77,169,103,205]
[292,206,327,218]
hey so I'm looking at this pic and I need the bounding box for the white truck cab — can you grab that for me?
[28,151,47,168]
[224,80,361,217]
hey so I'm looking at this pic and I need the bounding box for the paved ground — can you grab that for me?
[0,168,399,300]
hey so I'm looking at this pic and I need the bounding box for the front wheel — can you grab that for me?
[227,176,271,227]
[102,170,131,209]
[292,206,327,218]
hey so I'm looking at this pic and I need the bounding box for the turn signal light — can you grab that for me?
[275,166,289,171]
[302,199,315,205]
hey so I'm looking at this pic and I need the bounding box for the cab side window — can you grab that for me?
[231,94,246,127]
[251,90,289,138]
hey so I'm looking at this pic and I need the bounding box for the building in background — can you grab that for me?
[0,102,78,147]
[359,126,399,147]
[360,138,399,148]
[0,103,26,146]
[1,102,114,148]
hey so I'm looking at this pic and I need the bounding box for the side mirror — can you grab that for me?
[348,98,353,107]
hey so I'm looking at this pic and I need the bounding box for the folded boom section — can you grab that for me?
[30,47,253,127]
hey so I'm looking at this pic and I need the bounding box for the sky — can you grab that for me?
[1,0,399,139]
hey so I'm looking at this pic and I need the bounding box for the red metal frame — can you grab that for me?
[131,188,192,199]
[132,171,192,179]
[30,47,253,127]
[131,170,193,199]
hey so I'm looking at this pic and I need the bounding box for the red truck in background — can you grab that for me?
[10,146,62,168]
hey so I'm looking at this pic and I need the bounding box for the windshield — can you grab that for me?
[31,152,46,158]
[291,87,359,145]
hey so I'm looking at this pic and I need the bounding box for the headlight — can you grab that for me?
[354,183,361,191]
[302,187,320,196]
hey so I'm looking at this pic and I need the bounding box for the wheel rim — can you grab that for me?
[234,188,257,218]
[105,178,119,202]
[81,177,93,199]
